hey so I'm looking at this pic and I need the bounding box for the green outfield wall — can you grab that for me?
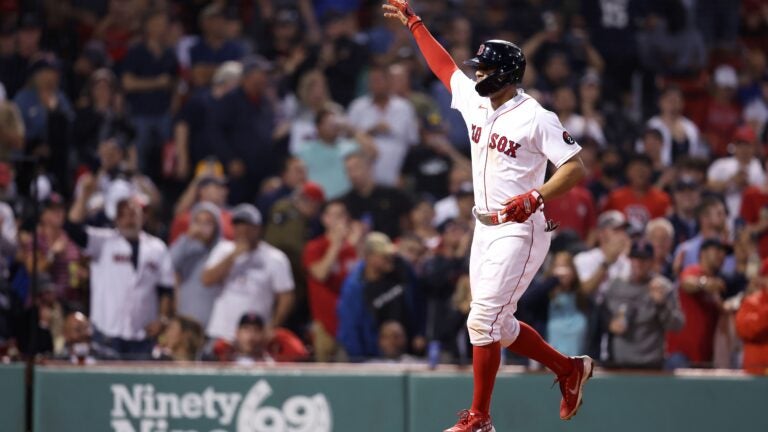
[28,365,768,432]
[0,364,26,432]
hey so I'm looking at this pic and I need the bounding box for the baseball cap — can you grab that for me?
[231,203,262,226]
[212,61,243,86]
[700,238,733,254]
[733,125,756,144]
[242,55,273,75]
[300,181,325,203]
[713,65,738,89]
[364,232,396,255]
[238,313,265,328]
[597,210,628,230]
[456,181,474,197]
[629,240,654,259]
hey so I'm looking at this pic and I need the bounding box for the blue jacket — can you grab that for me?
[336,259,424,360]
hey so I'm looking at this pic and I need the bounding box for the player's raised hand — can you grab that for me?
[501,190,543,223]
[382,0,422,30]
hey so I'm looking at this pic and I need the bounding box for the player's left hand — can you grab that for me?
[501,190,543,223]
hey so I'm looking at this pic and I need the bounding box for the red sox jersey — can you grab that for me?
[450,71,582,213]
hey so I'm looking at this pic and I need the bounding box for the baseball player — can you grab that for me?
[383,1,593,431]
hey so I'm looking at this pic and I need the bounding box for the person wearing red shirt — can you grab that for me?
[666,239,728,368]
[735,260,768,375]
[699,65,742,158]
[545,183,597,243]
[169,176,234,244]
[303,200,362,361]
[604,153,671,229]
[739,169,768,259]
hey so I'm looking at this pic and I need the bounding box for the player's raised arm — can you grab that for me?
[382,0,458,91]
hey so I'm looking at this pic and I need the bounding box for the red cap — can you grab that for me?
[300,181,325,203]
[733,125,756,144]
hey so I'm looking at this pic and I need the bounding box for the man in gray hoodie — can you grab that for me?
[601,240,685,369]
[170,202,222,328]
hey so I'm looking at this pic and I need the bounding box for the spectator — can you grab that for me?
[304,200,361,361]
[173,61,243,181]
[13,273,59,356]
[638,128,674,190]
[169,175,232,244]
[373,320,419,363]
[207,312,309,364]
[668,239,731,368]
[544,172,597,244]
[668,179,702,246]
[342,153,413,239]
[152,315,205,361]
[406,199,440,251]
[264,182,326,333]
[520,251,589,358]
[586,147,623,210]
[256,156,308,215]
[433,179,475,228]
[674,197,732,274]
[55,311,118,364]
[189,4,245,88]
[72,68,134,171]
[735,261,768,374]
[211,55,276,203]
[552,85,605,146]
[0,99,24,159]
[0,14,44,98]
[121,9,179,178]
[287,69,344,156]
[574,210,631,299]
[337,232,422,360]
[317,11,369,107]
[708,126,765,221]
[170,203,223,328]
[643,86,706,166]
[604,153,671,230]
[744,73,767,142]
[700,65,743,158]
[421,218,471,360]
[18,193,84,306]
[388,62,442,131]
[92,0,141,63]
[66,176,175,358]
[601,241,684,369]
[203,204,295,341]
[347,66,418,186]
[296,109,377,199]
[0,194,16,289]
[644,218,676,280]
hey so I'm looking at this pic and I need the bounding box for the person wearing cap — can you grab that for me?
[573,210,631,300]
[173,62,243,182]
[643,85,705,166]
[66,174,175,358]
[707,125,765,220]
[189,3,245,87]
[168,175,233,244]
[604,153,671,229]
[673,196,735,274]
[337,231,423,360]
[347,65,419,187]
[202,204,295,341]
[296,108,377,199]
[207,312,309,364]
[303,200,363,361]
[735,259,768,374]
[0,13,44,98]
[668,238,734,368]
[668,178,702,245]
[342,152,413,239]
[600,241,683,369]
[264,182,326,332]
[210,54,276,202]
[18,193,84,305]
[121,9,179,176]
[700,64,743,157]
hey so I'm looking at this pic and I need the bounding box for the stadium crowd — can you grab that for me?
[0,0,767,374]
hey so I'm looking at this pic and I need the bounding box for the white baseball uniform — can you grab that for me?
[450,70,582,346]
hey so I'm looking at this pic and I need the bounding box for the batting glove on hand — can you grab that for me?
[383,0,422,31]
[501,190,544,223]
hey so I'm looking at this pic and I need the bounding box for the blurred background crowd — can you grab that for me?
[0,0,767,374]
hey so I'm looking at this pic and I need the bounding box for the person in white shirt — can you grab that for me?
[347,66,419,186]
[573,210,632,300]
[202,203,295,341]
[641,85,706,165]
[66,174,174,358]
[707,125,765,221]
